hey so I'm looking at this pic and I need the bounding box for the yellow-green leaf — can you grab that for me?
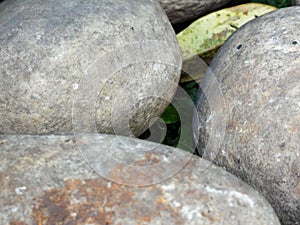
[177,3,277,83]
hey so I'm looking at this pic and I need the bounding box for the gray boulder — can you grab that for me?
[0,134,280,225]
[0,0,181,136]
[194,7,300,225]
[293,0,300,6]
[159,0,232,24]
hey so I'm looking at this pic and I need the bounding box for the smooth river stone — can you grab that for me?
[293,0,300,6]
[0,0,181,136]
[0,134,280,225]
[194,7,300,225]
[159,0,232,24]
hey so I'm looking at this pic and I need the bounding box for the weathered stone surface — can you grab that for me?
[0,0,181,135]
[159,0,232,24]
[194,7,300,225]
[0,134,280,224]
[293,0,300,6]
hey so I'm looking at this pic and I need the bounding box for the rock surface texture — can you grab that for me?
[194,7,300,225]
[159,0,232,24]
[0,0,181,135]
[0,134,280,225]
[293,0,300,6]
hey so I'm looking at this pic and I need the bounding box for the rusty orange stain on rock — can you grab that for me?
[156,195,167,205]
[133,152,161,166]
[107,164,146,185]
[154,194,182,223]
[201,211,222,223]
[290,126,298,133]
[137,216,151,224]
[12,177,185,225]
[294,182,300,199]
[9,221,28,225]
[29,178,136,224]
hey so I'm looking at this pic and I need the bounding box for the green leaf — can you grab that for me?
[177,3,277,83]
[160,105,180,124]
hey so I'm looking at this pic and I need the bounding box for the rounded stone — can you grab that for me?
[0,134,280,225]
[0,0,181,135]
[293,0,300,6]
[194,7,300,224]
[159,0,232,24]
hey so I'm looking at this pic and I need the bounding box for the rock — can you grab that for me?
[0,134,280,225]
[293,0,300,6]
[159,0,232,24]
[0,0,181,136]
[194,7,300,225]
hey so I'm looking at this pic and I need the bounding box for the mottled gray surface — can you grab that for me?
[293,0,300,6]
[0,134,280,225]
[194,7,300,225]
[0,0,181,135]
[159,0,232,24]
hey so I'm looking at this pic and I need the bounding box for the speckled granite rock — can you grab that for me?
[0,0,181,136]
[159,0,232,24]
[193,7,300,225]
[0,134,280,225]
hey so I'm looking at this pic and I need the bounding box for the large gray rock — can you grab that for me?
[0,134,280,225]
[0,0,181,136]
[159,0,232,24]
[293,0,300,6]
[194,7,300,225]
